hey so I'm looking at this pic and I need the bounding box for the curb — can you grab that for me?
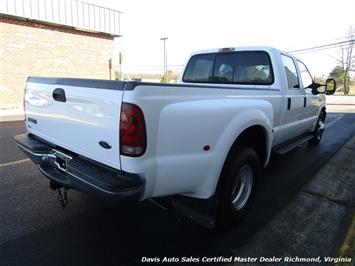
[0,114,25,122]
[336,213,355,266]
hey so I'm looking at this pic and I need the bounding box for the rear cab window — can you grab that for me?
[183,50,274,85]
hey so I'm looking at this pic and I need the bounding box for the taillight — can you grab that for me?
[120,102,147,157]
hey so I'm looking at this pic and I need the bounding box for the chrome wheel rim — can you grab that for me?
[231,165,253,210]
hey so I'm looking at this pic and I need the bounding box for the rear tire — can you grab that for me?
[216,147,260,229]
[309,111,325,145]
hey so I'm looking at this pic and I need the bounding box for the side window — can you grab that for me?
[281,55,299,89]
[182,54,215,82]
[214,53,235,82]
[297,60,313,88]
[233,51,273,84]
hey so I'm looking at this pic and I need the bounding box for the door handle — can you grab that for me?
[304,97,307,108]
[52,88,66,102]
[287,98,291,110]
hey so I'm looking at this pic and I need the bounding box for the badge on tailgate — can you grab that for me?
[99,141,112,149]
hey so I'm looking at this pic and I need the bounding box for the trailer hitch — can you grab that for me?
[50,181,69,209]
[57,187,69,209]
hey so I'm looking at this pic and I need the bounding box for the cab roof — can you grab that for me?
[190,46,283,56]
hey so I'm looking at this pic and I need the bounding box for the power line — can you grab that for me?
[290,43,354,54]
[288,39,354,54]
[283,35,351,51]
[288,39,353,53]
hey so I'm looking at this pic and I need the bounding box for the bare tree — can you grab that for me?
[334,27,355,95]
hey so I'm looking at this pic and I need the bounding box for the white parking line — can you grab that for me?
[149,199,168,211]
[0,159,31,168]
[326,114,345,128]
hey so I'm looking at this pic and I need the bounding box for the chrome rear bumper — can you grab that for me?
[14,134,144,202]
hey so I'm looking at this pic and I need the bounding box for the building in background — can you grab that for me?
[0,0,121,116]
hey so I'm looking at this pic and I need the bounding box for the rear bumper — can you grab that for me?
[14,134,144,202]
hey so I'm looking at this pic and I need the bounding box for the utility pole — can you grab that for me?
[160,37,168,82]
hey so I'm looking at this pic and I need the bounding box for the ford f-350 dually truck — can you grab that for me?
[15,46,336,228]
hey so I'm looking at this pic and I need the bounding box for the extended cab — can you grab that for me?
[15,46,336,228]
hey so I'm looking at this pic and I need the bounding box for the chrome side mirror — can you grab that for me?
[325,78,336,95]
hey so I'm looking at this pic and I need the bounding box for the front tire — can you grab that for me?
[309,111,325,145]
[216,147,260,228]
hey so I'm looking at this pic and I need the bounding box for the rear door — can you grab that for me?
[278,55,305,144]
[25,77,125,170]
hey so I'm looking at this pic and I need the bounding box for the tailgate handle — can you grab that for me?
[53,88,66,102]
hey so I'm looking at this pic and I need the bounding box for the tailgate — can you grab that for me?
[24,77,126,170]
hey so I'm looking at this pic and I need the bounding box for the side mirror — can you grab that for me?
[325,78,336,95]
[310,78,336,95]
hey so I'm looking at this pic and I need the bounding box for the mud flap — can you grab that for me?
[172,195,217,229]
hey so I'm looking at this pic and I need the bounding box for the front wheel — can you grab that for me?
[309,111,325,145]
[216,147,260,228]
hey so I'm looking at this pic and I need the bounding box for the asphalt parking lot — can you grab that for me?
[0,111,355,265]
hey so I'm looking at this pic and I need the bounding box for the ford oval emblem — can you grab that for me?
[99,141,112,149]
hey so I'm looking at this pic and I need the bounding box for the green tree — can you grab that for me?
[161,75,170,83]
[329,66,350,92]
[333,27,355,95]
[161,70,178,83]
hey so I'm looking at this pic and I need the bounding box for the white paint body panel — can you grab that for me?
[121,85,277,199]
[24,46,325,200]
[25,82,123,169]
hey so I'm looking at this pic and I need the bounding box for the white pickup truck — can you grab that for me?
[15,46,336,228]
